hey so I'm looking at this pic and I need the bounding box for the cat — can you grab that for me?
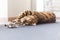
[5,10,56,28]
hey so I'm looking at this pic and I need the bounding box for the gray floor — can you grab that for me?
[0,22,60,40]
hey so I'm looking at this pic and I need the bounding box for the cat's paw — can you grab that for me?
[32,23,36,26]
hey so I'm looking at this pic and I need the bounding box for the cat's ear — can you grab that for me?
[32,23,36,26]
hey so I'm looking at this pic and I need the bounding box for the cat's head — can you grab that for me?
[20,15,37,26]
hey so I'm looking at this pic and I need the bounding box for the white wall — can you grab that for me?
[0,0,8,24]
[36,0,44,11]
[52,0,60,17]
[8,0,31,17]
[31,0,36,10]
